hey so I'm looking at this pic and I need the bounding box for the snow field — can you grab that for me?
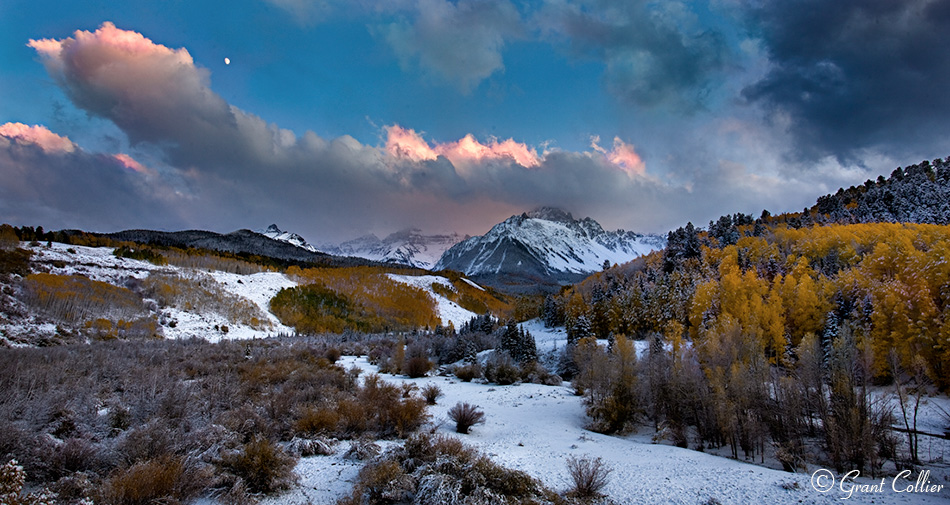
[268,356,949,505]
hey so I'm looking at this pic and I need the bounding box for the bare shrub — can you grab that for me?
[354,459,414,503]
[116,421,177,466]
[288,437,335,457]
[421,383,443,405]
[453,363,481,382]
[484,353,520,385]
[47,437,105,479]
[448,402,485,434]
[565,456,612,498]
[324,347,342,363]
[294,406,341,437]
[219,437,297,494]
[97,454,213,505]
[405,356,432,378]
[341,433,552,505]
[344,438,381,461]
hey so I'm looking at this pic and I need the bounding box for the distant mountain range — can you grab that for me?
[435,207,666,289]
[319,229,464,270]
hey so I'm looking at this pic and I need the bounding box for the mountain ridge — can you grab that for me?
[320,228,464,269]
[435,206,666,290]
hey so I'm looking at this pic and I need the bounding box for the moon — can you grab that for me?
[224,57,230,65]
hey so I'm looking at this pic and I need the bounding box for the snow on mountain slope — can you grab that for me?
[386,273,478,328]
[257,224,321,253]
[3,242,476,345]
[435,207,666,280]
[3,242,296,343]
[322,229,463,269]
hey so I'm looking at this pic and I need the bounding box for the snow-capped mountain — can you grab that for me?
[435,207,666,284]
[321,229,464,269]
[257,224,321,253]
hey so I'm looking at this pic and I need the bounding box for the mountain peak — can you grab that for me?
[436,210,667,288]
[525,206,575,223]
[256,224,320,253]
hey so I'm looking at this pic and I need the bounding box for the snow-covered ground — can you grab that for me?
[386,273,479,329]
[6,243,479,343]
[12,242,297,342]
[269,356,949,505]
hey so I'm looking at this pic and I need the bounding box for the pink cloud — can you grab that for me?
[0,122,76,154]
[590,135,646,176]
[385,124,540,168]
[28,21,194,71]
[385,124,438,162]
[113,153,152,174]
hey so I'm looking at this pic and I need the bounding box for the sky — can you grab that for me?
[2,0,950,244]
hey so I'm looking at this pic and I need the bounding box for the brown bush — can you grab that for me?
[390,397,429,438]
[47,437,105,479]
[354,459,414,504]
[454,363,481,382]
[325,347,342,363]
[405,356,432,378]
[97,454,213,505]
[565,456,612,498]
[295,406,341,436]
[219,436,297,494]
[420,383,443,405]
[448,402,485,434]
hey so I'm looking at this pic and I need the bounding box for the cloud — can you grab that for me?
[740,0,950,160]
[17,21,877,244]
[536,0,732,109]
[0,123,76,154]
[382,0,524,92]
[0,125,184,231]
[386,124,541,168]
[589,135,645,177]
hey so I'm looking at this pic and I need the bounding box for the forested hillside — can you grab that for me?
[810,157,950,225]
[549,158,950,390]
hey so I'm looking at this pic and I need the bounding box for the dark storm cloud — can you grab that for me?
[741,0,950,160]
[0,133,186,232]
[536,0,732,109]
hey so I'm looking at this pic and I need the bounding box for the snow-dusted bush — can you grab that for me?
[565,456,612,499]
[218,436,297,494]
[0,459,56,505]
[453,363,482,382]
[344,438,381,461]
[338,434,560,505]
[97,454,213,505]
[447,402,485,434]
[421,383,443,405]
[288,436,336,457]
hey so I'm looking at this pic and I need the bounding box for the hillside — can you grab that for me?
[0,233,505,346]
[809,157,950,225]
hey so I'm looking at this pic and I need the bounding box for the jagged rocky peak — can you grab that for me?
[256,224,320,253]
[435,207,667,285]
[525,206,575,223]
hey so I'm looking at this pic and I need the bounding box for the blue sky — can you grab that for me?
[2,0,949,243]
